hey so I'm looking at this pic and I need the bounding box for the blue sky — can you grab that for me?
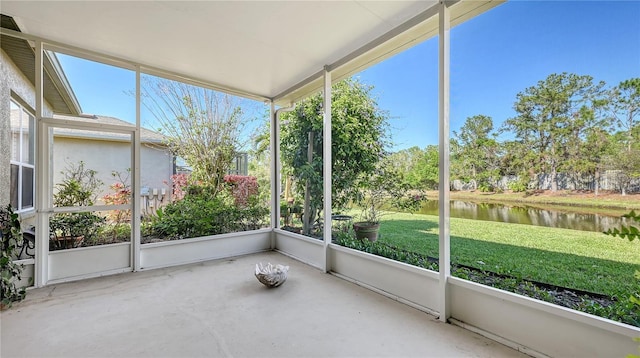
[58,1,640,151]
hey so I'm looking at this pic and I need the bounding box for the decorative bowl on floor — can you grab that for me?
[255,262,289,288]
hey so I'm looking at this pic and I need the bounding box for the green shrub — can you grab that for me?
[604,211,640,356]
[49,212,105,249]
[508,179,528,193]
[335,232,437,271]
[605,210,640,241]
[50,161,105,250]
[150,185,269,240]
[96,223,131,244]
[0,205,27,308]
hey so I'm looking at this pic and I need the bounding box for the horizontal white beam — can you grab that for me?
[0,27,270,103]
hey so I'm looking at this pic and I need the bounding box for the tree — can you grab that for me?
[452,115,501,191]
[142,77,246,195]
[577,126,613,195]
[280,78,388,235]
[393,145,439,190]
[604,130,640,195]
[604,78,640,195]
[560,93,610,193]
[608,78,640,153]
[248,115,272,206]
[502,73,604,191]
[499,139,534,191]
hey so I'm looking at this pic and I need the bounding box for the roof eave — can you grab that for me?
[44,50,82,115]
[0,20,82,115]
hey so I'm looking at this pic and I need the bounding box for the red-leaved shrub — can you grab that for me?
[224,175,259,207]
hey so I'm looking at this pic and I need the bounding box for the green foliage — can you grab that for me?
[632,270,640,308]
[502,73,607,191]
[477,183,494,193]
[604,210,640,241]
[604,132,640,195]
[335,231,437,271]
[337,219,638,324]
[347,74,639,195]
[149,185,269,240]
[280,78,389,232]
[604,210,640,355]
[574,126,612,195]
[49,212,106,249]
[355,156,426,224]
[280,200,303,227]
[97,223,131,244]
[507,178,529,193]
[50,162,105,250]
[452,115,501,190]
[54,161,102,207]
[248,119,272,209]
[0,205,27,308]
[629,277,640,358]
[390,146,439,190]
[608,78,640,153]
[54,180,93,207]
[361,211,640,325]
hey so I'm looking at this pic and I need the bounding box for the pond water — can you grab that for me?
[418,200,630,233]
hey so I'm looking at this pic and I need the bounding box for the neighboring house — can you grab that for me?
[1,15,173,220]
[51,114,173,204]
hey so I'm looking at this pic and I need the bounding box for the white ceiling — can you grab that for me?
[1,1,501,105]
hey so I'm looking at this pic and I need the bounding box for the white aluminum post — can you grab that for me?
[270,102,278,231]
[438,1,451,322]
[34,40,48,287]
[270,101,278,249]
[132,67,142,271]
[322,66,332,273]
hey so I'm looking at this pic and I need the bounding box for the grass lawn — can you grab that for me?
[377,212,640,298]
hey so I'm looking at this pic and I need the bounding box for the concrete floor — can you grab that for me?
[1,251,528,358]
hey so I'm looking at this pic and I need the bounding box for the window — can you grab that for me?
[10,98,35,212]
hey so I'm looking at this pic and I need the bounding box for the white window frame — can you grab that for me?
[9,97,36,213]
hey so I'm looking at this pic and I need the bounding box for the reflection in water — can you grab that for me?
[418,200,629,233]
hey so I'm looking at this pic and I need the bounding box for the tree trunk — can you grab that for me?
[550,164,558,192]
[620,174,627,196]
[303,132,314,235]
[594,169,600,197]
[628,114,633,153]
[472,166,477,191]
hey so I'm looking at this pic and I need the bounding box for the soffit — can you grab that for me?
[1,1,502,106]
[1,15,81,115]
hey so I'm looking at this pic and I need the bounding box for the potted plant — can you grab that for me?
[0,205,27,309]
[353,158,426,242]
[49,212,105,250]
[49,162,105,250]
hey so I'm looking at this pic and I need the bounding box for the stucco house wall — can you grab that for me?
[3,46,173,217]
[1,48,54,209]
[52,136,173,203]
